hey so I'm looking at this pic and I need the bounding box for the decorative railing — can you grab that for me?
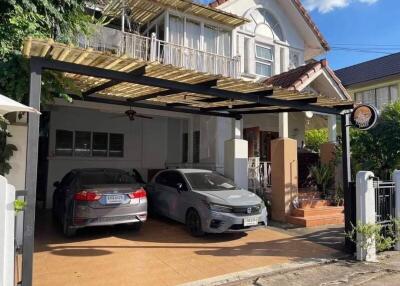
[248,157,272,192]
[78,28,241,79]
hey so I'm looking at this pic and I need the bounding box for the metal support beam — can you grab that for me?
[73,95,241,119]
[231,108,300,115]
[127,89,178,102]
[127,78,220,102]
[82,65,146,97]
[21,60,42,286]
[33,57,344,115]
[341,113,354,253]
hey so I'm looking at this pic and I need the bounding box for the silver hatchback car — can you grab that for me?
[147,169,267,236]
[53,168,147,237]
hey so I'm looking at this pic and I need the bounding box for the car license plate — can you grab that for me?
[106,194,124,204]
[244,216,259,226]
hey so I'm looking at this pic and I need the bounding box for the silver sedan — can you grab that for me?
[147,169,267,236]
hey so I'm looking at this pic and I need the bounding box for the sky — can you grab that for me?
[305,0,400,70]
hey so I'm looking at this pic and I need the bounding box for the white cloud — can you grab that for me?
[303,0,380,13]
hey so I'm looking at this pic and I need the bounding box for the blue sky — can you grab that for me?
[306,0,400,70]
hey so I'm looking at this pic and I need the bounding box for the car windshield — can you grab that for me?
[79,170,136,185]
[185,172,237,191]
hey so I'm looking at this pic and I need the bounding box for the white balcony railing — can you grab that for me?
[78,29,241,79]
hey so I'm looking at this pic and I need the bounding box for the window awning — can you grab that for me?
[23,38,353,116]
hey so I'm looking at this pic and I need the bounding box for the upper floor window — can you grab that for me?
[255,44,273,77]
[354,85,398,110]
[244,8,284,42]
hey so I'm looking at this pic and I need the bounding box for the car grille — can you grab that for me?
[232,205,261,215]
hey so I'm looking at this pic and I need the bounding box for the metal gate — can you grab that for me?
[373,179,396,226]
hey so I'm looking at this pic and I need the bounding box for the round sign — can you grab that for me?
[350,104,378,130]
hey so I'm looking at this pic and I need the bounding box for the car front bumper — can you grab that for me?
[202,207,268,233]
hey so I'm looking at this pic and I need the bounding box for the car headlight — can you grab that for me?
[208,203,233,213]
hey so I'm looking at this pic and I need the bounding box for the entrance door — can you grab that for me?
[260,131,279,162]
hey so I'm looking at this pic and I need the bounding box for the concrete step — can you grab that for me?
[299,199,331,209]
[286,213,344,227]
[292,206,344,217]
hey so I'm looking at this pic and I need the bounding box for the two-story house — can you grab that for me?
[17,0,352,225]
[336,52,400,111]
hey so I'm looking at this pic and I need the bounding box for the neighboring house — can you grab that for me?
[15,0,351,212]
[336,52,400,111]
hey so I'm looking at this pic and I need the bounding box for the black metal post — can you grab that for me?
[21,59,42,286]
[341,113,354,253]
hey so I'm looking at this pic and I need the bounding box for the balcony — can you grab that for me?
[78,29,241,79]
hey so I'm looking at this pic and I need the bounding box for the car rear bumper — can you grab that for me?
[71,201,147,228]
[202,207,268,233]
[71,212,147,228]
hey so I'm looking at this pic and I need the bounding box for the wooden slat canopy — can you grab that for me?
[23,38,353,115]
[96,0,249,27]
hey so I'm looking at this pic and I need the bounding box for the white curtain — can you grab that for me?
[204,26,218,54]
[376,87,389,110]
[218,30,231,57]
[169,16,183,45]
[186,21,200,49]
[391,85,399,103]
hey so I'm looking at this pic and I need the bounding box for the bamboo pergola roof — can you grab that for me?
[96,0,249,27]
[23,38,353,115]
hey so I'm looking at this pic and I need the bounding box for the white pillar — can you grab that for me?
[0,176,15,286]
[394,170,400,251]
[224,119,248,189]
[279,112,289,138]
[356,171,376,261]
[232,119,243,139]
[188,117,194,164]
[328,115,337,143]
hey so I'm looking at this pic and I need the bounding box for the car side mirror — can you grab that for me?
[53,181,60,188]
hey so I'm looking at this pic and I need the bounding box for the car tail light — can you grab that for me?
[74,190,101,201]
[128,187,146,199]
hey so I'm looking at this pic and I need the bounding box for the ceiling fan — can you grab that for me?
[111,107,153,121]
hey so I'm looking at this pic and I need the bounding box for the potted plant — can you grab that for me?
[308,163,334,199]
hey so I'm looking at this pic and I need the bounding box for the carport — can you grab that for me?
[21,38,353,286]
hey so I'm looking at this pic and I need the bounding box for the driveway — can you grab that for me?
[33,211,343,286]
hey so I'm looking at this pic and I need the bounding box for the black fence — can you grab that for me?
[373,180,396,225]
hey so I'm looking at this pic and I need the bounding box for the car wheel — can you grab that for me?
[63,215,77,238]
[186,209,204,237]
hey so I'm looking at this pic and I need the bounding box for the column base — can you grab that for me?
[224,139,248,189]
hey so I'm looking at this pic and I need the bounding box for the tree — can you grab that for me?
[0,0,99,174]
[0,0,98,104]
[304,128,328,152]
[351,101,400,179]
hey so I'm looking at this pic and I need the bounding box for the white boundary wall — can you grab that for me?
[394,170,400,251]
[0,175,16,286]
[355,171,376,261]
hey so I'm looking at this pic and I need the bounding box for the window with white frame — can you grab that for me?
[354,85,398,110]
[255,44,273,77]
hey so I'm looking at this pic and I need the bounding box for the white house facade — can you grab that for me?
[11,0,351,216]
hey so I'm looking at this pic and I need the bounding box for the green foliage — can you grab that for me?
[351,101,400,179]
[0,118,17,176]
[0,0,99,104]
[346,221,396,254]
[14,199,26,213]
[308,163,334,197]
[305,128,328,152]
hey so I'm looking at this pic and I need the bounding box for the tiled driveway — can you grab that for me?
[33,212,343,286]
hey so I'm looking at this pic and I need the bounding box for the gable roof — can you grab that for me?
[209,0,329,51]
[263,59,350,100]
[335,52,400,87]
